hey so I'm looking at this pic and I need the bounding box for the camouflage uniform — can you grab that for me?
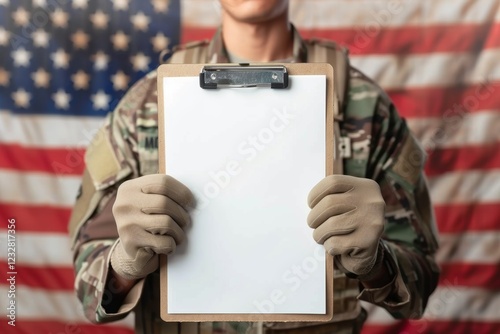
[70,27,440,334]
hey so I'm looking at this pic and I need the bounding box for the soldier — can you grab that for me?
[69,1,440,333]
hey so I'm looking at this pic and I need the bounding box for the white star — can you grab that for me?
[0,68,10,86]
[12,48,31,67]
[32,29,49,48]
[131,53,150,72]
[32,68,51,88]
[0,27,10,46]
[51,8,69,28]
[91,90,111,110]
[12,7,30,26]
[151,0,169,13]
[33,0,47,7]
[93,51,109,70]
[151,32,170,52]
[112,0,129,10]
[12,89,31,108]
[90,10,109,29]
[72,30,90,49]
[131,12,150,31]
[51,49,70,69]
[52,89,71,109]
[111,31,129,51]
[72,70,89,90]
[73,0,88,9]
[111,71,130,90]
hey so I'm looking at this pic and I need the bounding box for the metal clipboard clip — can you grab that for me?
[200,64,289,89]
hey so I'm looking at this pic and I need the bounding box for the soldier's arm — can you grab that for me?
[70,75,156,323]
[343,70,440,318]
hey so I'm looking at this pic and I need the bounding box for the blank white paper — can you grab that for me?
[163,75,326,314]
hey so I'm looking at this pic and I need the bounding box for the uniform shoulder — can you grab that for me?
[348,66,391,105]
[172,39,210,52]
[305,37,346,53]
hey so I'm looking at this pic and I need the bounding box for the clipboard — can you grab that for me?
[158,63,336,323]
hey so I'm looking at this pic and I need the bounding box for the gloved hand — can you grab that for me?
[307,175,385,278]
[110,174,194,281]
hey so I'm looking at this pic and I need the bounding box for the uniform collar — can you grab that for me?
[205,24,308,63]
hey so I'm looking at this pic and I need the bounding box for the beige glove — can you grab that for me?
[307,175,385,277]
[110,174,194,280]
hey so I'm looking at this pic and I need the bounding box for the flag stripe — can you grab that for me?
[3,261,499,292]
[0,203,72,233]
[427,170,500,205]
[362,321,500,334]
[0,111,103,147]
[0,144,86,175]
[350,49,500,90]
[0,286,134,326]
[436,232,500,264]
[439,263,500,290]
[0,263,75,291]
[1,110,498,179]
[424,144,500,176]
[362,286,500,323]
[434,202,500,233]
[299,23,500,55]
[0,170,81,207]
[0,233,72,266]
[5,322,134,334]
[1,201,497,236]
[407,111,500,148]
[182,23,500,55]
[389,84,500,119]
[182,0,500,28]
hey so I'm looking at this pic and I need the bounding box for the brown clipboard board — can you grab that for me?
[158,62,336,323]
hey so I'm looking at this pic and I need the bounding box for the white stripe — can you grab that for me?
[290,0,500,28]
[0,110,104,148]
[0,170,81,207]
[0,286,133,327]
[182,0,500,28]
[436,232,500,264]
[0,233,73,266]
[350,49,500,90]
[428,170,500,205]
[363,286,500,323]
[407,111,500,149]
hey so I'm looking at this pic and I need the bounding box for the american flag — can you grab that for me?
[1,0,500,334]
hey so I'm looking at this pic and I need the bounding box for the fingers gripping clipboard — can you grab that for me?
[158,63,336,322]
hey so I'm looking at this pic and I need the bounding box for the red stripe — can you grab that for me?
[388,83,500,119]
[1,199,497,235]
[439,263,500,290]
[0,321,133,334]
[0,143,85,175]
[434,202,499,233]
[1,258,497,292]
[362,321,500,334]
[0,201,497,236]
[182,23,500,55]
[1,263,74,291]
[0,203,72,234]
[425,144,500,176]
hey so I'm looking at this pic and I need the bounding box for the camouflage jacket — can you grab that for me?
[70,27,440,334]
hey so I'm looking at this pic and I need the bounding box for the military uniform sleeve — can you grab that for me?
[342,69,440,318]
[69,72,158,323]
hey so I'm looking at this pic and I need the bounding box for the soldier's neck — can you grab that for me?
[221,12,293,62]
